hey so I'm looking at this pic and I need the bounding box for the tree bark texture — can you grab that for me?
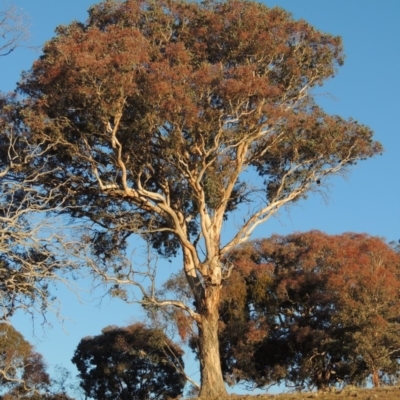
[197,285,227,398]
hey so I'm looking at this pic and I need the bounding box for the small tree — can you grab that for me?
[12,0,381,396]
[72,323,186,400]
[220,232,400,390]
[0,323,49,396]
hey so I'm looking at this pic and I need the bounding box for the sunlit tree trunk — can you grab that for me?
[182,230,228,396]
[197,285,227,398]
[372,367,380,388]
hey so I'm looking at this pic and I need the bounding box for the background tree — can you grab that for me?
[12,0,381,396]
[0,323,49,396]
[327,235,400,387]
[72,323,186,400]
[220,232,400,390]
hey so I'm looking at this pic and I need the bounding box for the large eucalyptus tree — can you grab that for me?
[12,0,380,396]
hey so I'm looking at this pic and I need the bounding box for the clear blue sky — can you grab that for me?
[2,0,400,396]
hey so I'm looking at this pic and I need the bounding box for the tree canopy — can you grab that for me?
[219,231,400,390]
[5,0,382,396]
[72,323,186,400]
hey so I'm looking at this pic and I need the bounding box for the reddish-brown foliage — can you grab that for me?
[221,232,400,390]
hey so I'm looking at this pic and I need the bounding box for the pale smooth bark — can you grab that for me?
[197,285,227,398]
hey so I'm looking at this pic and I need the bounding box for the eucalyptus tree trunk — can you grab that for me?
[182,237,228,397]
[197,284,227,398]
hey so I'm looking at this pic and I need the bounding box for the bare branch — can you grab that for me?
[81,240,201,322]
[0,1,29,56]
[161,338,200,390]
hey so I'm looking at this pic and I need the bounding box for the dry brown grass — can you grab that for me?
[192,385,400,400]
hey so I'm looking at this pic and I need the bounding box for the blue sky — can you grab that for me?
[2,0,400,395]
